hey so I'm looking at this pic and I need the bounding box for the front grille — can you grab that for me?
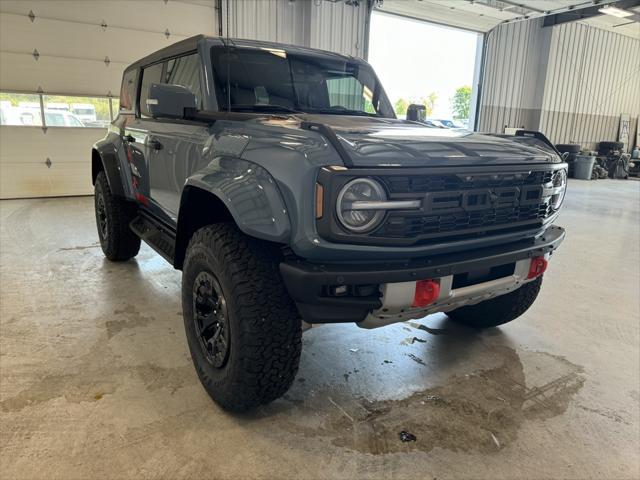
[381,170,554,194]
[373,169,557,241]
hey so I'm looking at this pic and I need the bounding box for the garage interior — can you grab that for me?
[0,1,639,479]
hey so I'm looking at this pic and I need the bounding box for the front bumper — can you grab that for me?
[280,225,565,325]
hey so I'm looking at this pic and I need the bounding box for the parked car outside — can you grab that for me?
[71,103,97,123]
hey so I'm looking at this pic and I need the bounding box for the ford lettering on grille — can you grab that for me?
[423,185,543,214]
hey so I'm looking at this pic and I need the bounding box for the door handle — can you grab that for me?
[147,137,163,151]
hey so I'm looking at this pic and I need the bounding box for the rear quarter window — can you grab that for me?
[119,69,137,112]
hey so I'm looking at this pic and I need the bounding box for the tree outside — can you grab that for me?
[451,85,472,120]
[393,93,437,117]
[394,98,408,116]
[420,92,437,117]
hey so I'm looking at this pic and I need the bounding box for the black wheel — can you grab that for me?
[555,143,580,154]
[446,277,543,329]
[94,170,141,261]
[182,223,302,412]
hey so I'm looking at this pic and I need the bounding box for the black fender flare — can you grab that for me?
[92,137,127,197]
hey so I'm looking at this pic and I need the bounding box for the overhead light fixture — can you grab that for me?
[598,5,634,18]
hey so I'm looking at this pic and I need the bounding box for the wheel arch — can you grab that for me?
[174,165,292,270]
[174,186,233,269]
[91,140,126,197]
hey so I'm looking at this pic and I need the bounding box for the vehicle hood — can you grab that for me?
[293,114,559,167]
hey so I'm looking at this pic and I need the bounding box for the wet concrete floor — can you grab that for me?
[1,179,639,479]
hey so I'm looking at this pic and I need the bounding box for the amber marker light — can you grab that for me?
[315,183,324,219]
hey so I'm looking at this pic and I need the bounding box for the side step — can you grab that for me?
[130,213,176,263]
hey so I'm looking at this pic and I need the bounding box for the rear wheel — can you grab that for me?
[182,223,302,412]
[94,171,140,261]
[446,277,543,329]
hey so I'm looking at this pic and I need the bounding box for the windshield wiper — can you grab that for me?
[230,104,301,114]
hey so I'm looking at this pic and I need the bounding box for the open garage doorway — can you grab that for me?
[368,11,483,130]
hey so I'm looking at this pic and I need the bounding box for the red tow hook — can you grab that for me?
[527,256,548,279]
[412,279,440,308]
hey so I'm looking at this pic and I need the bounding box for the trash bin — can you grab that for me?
[573,155,596,180]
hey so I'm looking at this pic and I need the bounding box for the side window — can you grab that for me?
[139,63,163,118]
[163,54,203,108]
[119,69,137,112]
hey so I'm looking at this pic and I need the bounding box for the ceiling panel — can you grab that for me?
[581,5,640,38]
[376,0,640,38]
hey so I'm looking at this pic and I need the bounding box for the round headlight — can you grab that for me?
[336,178,386,232]
[551,169,567,210]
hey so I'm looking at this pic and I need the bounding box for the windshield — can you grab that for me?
[210,46,394,117]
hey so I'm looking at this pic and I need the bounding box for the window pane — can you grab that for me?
[0,92,43,126]
[42,95,111,128]
[119,68,137,111]
[111,98,120,120]
[164,54,203,108]
[140,63,163,118]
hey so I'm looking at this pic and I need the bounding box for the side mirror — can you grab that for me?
[146,83,196,119]
[406,103,426,122]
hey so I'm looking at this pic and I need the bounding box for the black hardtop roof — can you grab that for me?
[124,34,362,72]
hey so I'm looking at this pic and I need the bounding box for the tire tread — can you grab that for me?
[95,171,140,261]
[183,224,301,412]
[447,276,543,328]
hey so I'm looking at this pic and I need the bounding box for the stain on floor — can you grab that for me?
[106,304,154,338]
[273,345,585,455]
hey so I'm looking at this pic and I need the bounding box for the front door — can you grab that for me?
[136,53,207,223]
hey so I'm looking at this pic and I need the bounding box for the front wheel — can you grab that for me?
[181,223,302,412]
[446,276,543,328]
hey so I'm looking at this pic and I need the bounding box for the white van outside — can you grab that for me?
[71,103,97,122]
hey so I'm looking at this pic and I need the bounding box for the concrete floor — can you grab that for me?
[1,179,639,479]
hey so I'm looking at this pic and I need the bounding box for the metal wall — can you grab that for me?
[477,18,551,134]
[541,21,640,149]
[223,0,368,58]
[478,18,640,150]
[223,0,310,46]
[309,0,368,58]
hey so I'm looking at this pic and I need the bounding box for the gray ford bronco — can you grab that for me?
[92,35,566,411]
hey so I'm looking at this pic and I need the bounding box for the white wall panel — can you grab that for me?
[0,51,125,96]
[0,13,191,66]
[0,0,217,96]
[0,0,216,38]
[0,127,105,198]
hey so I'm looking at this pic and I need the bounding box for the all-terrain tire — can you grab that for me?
[555,143,580,154]
[94,171,141,261]
[446,276,543,329]
[182,223,302,412]
[597,141,624,154]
